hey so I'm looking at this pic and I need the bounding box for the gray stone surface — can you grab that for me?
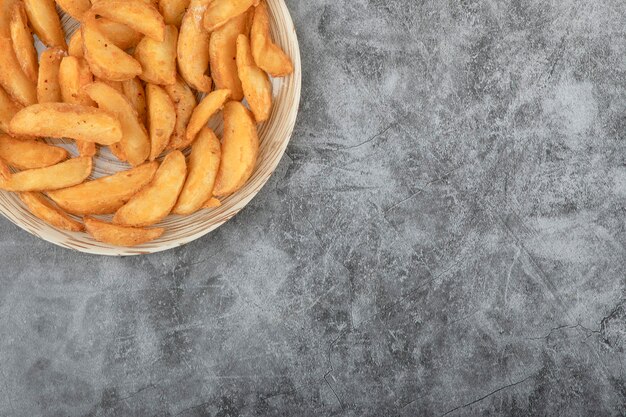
[1,0,626,415]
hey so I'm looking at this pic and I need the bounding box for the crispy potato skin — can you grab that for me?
[121,78,147,125]
[113,150,187,227]
[20,192,84,231]
[209,10,251,101]
[173,127,221,215]
[236,34,272,122]
[203,0,256,32]
[55,0,90,20]
[184,89,231,147]
[146,83,176,160]
[213,101,259,196]
[0,86,21,133]
[59,56,95,106]
[85,82,150,166]
[177,0,212,92]
[10,1,38,83]
[37,48,65,103]
[9,103,123,144]
[0,134,68,169]
[0,156,93,192]
[23,0,66,48]
[251,1,293,77]
[164,76,196,150]
[82,14,142,82]
[90,0,165,42]
[84,216,164,247]
[0,37,36,106]
[135,25,178,85]
[48,162,158,215]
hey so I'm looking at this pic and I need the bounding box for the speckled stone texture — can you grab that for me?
[0,0,625,415]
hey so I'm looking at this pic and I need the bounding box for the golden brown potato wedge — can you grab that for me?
[67,30,83,57]
[184,89,230,146]
[0,37,36,106]
[37,47,65,103]
[0,156,92,191]
[251,1,293,77]
[135,24,178,85]
[209,11,250,101]
[113,150,186,227]
[9,103,123,144]
[0,86,21,133]
[23,0,66,49]
[177,0,211,92]
[84,82,150,166]
[202,197,221,209]
[159,0,189,27]
[84,216,164,247]
[164,76,196,150]
[146,83,175,160]
[0,134,68,169]
[48,161,158,215]
[90,0,165,42]
[94,18,143,50]
[213,101,259,196]
[10,1,38,83]
[20,192,83,231]
[0,0,19,37]
[173,127,221,215]
[82,14,142,82]
[237,34,271,122]
[59,56,95,106]
[108,142,126,162]
[55,0,90,20]
[97,78,124,94]
[76,141,97,157]
[203,0,256,32]
[121,78,147,125]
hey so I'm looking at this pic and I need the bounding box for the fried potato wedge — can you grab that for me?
[55,0,90,20]
[135,24,178,85]
[10,103,122,144]
[203,0,256,32]
[48,161,158,215]
[108,142,126,162]
[85,82,150,166]
[251,1,293,77]
[82,14,142,82]
[97,78,124,94]
[84,216,164,246]
[94,18,143,50]
[209,11,250,101]
[184,89,230,146]
[0,37,36,106]
[10,1,38,83]
[213,101,259,196]
[90,0,165,42]
[159,0,189,27]
[76,140,97,157]
[0,134,68,169]
[237,34,271,122]
[0,0,19,37]
[67,29,83,57]
[121,78,147,124]
[146,84,175,160]
[177,0,211,92]
[0,156,92,191]
[59,56,95,106]
[202,197,221,209]
[20,192,83,231]
[113,150,186,226]
[0,86,21,133]
[23,0,66,49]
[37,47,65,103]
[173,127,221,215]
[164,76,196,150]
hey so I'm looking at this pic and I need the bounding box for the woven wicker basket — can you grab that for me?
[0,0,301,256]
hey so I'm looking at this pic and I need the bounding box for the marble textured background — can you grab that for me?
[1,0,626,415]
